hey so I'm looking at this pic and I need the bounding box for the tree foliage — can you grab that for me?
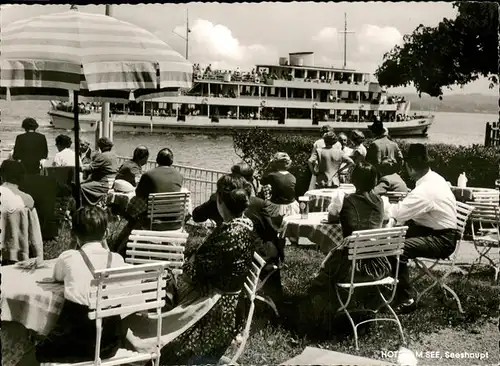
[375,2,498,98]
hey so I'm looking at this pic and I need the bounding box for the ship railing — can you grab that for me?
[118,156,227,208]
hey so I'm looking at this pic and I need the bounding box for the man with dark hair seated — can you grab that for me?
[113,148,183,256]
[387,144,458,313]
[114,145,150,190]
[35,206,127,363]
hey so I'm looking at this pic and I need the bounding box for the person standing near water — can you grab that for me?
[308,125,341,190]
[12,118,48,175]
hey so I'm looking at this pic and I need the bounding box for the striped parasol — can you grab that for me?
[0,8,192,101]
[0,7,193,207]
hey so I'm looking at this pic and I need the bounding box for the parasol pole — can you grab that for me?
[101,4,113,141]
[73,90,82,208]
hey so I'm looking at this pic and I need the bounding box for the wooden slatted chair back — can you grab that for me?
[468,202,500,225]
[472,191,499,205]
[87,263,167,365]
[126,230,187,275]
[147,192,190,231]
[456,202,475,236]
[346,226,408,261]
[383,191,408,204]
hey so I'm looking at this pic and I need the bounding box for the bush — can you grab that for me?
[233,128,500,197]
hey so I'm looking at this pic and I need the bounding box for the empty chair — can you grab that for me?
[466,201,499,282]
[335,226,408,350]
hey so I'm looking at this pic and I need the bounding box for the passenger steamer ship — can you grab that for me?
[48,51,433,137]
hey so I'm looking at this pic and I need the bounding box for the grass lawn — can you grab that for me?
[45,218,499,366]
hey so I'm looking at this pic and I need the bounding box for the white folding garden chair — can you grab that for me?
[147,191,190,232]
[41,262,167,366]
[126,230,187,275]
[335,226,408,351]
[219,252,267,365]
[466,201,500,283]
[382,191,408,204]
[413,201,474,313]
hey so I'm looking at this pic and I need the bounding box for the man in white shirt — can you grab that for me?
[53,134,81,167]
[387,144,458,313]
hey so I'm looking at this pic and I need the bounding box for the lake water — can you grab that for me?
[1,100,496,171]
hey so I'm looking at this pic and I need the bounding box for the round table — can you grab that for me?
[281,212,344,255]
[1,260,63,365]
[305,185,355,212]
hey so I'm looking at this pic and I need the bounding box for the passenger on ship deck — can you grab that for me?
[114,145,149,192]
[308,132,354,189]
[260,152,300,224]
[12,117,48,175]
[387,144,458,314]
[365,120,404,169]
[80,137,119,206]
[53,135,80,167]
[372,157,408,195]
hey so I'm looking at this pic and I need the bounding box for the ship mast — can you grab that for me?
[339,12,355,69]
[173,9,191,60]
[185,9,190,60]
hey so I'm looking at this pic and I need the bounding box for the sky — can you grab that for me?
[1,2,497,96]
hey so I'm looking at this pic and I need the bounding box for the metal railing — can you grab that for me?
[119,156,227,208]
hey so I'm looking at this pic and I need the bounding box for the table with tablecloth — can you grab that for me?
[305,185,356,212]
[1,259,63,365]
[1,207,44,263]
[281,212,344,255]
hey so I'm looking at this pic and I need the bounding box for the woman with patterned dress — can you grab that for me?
[126,174,256,365]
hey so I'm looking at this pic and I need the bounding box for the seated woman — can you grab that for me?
[81,137,119,205]
[35,206,127,363]
[372,157,408,195]
[308,162,390,311]
[192,164,284,308]
[260,152,299,225]
[53,134,79,167]
[114,145,149,192]
[126,174,256,365]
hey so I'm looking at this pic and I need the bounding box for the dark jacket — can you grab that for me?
[365,136,403,168]
[339,191,384,238]
[192,195,282,263]
[87,151,119,182]
[13,132,48,174]
[115,160,142,187]
[372,173,408,195]
[135,166,183,199]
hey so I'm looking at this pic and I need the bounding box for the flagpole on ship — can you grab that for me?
[100,5,113,142]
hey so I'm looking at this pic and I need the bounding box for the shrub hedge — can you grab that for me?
[232,128,500,197]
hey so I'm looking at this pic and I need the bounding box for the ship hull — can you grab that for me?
[48,110,433,137]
